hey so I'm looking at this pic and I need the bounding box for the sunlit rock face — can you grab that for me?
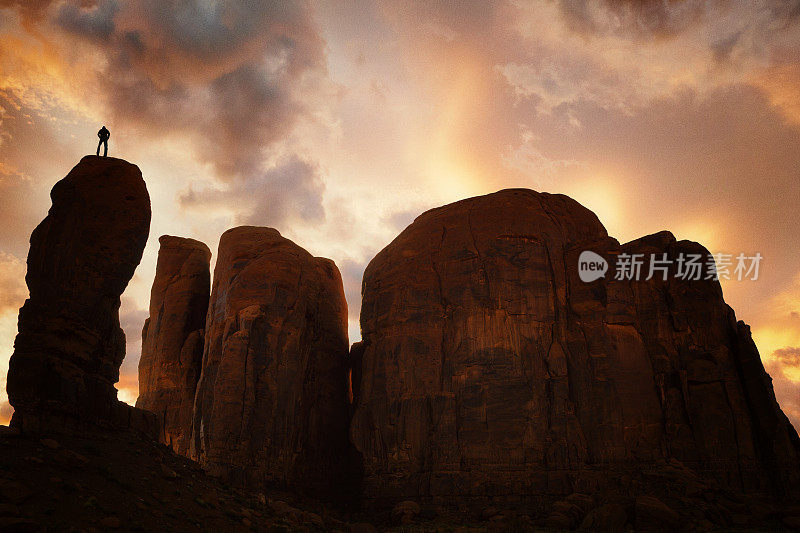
[136,235,211,455]
[7,156,156,435]
[351,188,800,507]
[190,226,352,496]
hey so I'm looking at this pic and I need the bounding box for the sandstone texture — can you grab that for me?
[136,235,211,454]
[350,188,800,508]
[190,227,351,495]
[7,156,155,434]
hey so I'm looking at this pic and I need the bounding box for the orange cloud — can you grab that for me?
[1,0,800,435]
[755,63,800,125]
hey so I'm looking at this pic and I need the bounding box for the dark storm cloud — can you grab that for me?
[49,0,327,189]
[768,0,800,26]
[557,0,800,42]
[55,0,117,41]
[558,0,706,38]
[0,0,55,22]
[179,156,325,227]
[196,64,299,180]
[711,31,743,62]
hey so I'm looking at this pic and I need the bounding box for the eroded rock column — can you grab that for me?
[8,156,155,434]
[136,235,211,454]
[191,226,352,496]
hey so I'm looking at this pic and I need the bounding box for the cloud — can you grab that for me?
[2,0,800,433]
[773,347,800,368]
[0,165,39,258]
[55,0,118,41]
[118,298,147,404]
[0,253,26,314]
[0,0,55,23]
[766,357,800,430]
[119,298,147,339]
[39,0,332,186]
[179,155,325,228]
[0,400,12,425]
[558,0,707,38]
[338,258,366,323]
[0,254,24,427]
[767,0,800,26]
[0,87,93,256]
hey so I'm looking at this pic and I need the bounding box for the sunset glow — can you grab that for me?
[1,0,799,429]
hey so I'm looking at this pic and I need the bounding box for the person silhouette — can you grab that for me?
[97,126,110,157]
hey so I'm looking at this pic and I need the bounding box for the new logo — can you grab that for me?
[578,250,608,282]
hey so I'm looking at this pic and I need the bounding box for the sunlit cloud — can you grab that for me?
[0,252,26,425]
[0,0,798,433]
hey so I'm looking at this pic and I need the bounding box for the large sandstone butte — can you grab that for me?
[190,226,352,495]
[351,188,800,512]
[7,156,156,434]
[136,235,211,454]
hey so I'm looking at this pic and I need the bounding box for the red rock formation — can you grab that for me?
[136,236,211,454]
[7,156,156,435]
[190,227,351,495]
[351,188,800,509]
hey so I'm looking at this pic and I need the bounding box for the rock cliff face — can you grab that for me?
[190,226,352,495]
[136,236,211,454]
[7,156,156,434]
[350,188,800,508]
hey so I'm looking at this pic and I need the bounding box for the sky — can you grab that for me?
[0,0,799,428]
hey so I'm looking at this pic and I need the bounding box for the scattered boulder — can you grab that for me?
[39,439,60,450]
[349,523,379,533]
[7,155,156,435]
[579,502,629,531]
[546,494,593,528]
[784,516,800,531]
[0,504,20,517]
[0,517,40,532]
[635,495,681,531]
[136,235,211,455]
[392,500,421,524]
[0,426,20,438]
[100,516,121,529]
[160,463,178,479]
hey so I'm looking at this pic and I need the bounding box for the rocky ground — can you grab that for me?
[2,421,799,532]
[0,426,371,532]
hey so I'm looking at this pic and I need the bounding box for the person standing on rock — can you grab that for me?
[97,126,110,157]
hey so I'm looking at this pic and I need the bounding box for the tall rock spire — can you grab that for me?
[7,155,155,434]
[136,235,211,454]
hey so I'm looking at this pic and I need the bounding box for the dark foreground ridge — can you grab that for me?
[3,160,800,531]
[0,427,364,532]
